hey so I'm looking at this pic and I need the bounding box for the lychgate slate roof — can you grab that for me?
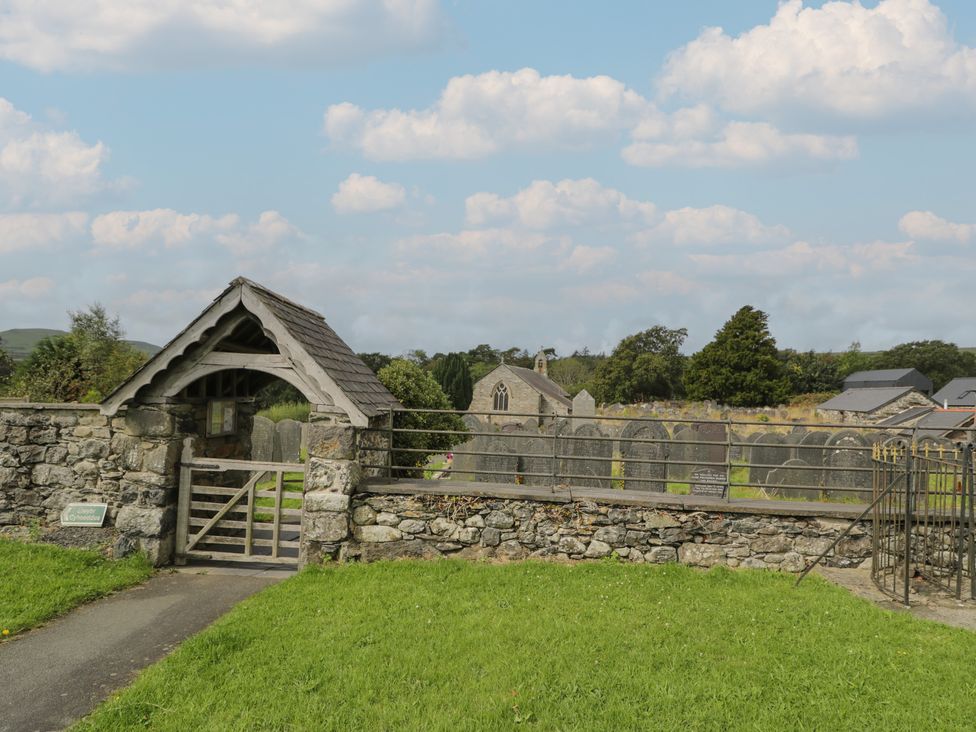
[506,364,572,408]
[817,387,915,413]
[931,377,976,408]
[244,279,399,417]
[101,277,399,424]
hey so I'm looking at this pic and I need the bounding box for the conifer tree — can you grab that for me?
[432,352,474,410]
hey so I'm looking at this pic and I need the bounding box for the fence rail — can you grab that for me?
[359,408,976,506]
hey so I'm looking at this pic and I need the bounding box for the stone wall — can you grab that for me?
[470,364,569,427]
[0,403,186,564]
[817,390,937,425]
[339,492,872,571]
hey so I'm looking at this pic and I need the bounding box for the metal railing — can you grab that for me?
[358,408,976,505]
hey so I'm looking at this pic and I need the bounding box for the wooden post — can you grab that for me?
[272,470,284,559]
[174,437,194,565]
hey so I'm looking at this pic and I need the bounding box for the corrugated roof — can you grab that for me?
[242,279,400,417]
[931,377,976,407]
[818,386,914,412]
[503,364,572,408]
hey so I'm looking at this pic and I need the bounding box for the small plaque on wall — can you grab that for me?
[61,503,108,527]
[207,400,237,436]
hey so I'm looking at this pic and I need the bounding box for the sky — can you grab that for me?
[0,0,974,358]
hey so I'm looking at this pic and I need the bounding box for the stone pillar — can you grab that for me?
[300,407,360,565]
[112,404,189,566]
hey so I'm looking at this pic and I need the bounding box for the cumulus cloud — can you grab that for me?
[899,210,974,243]
[637,205,791,246]
[690,240,916,278]
[0,0,448,72]
[561,245,616,273]
[0,98,110,206]
[635,270,699,295]
[90,208,301,254]
[325,68,651,160]
[466,178,655,229]
[0,212,88,253]
[659,0,976,121]
[395,228,552,259]
[331,173,406,214]
[0,276,55,298]
[623,121,857,168]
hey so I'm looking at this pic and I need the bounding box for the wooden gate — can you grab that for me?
[175,439,304,565]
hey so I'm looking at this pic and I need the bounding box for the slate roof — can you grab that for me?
[817,387,915,413]
[875,405,936,427]
[931,377,976,408]
[913,410,975,439]
[240,279,400,417]
[505,364,572,408]
[844,368,916,382]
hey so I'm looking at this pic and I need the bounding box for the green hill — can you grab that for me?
[0,328,162,362]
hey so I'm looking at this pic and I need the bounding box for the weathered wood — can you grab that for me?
[245,470,263,556]
[188,517,280,531]
[272,471,284,559]
[192,500,302,517]
[198,353,290,368]
[186,470,263,552]
[174,438,194,563]
[185,550,298,565]
[185,458,304,472]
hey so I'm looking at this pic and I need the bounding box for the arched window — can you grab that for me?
[492,382,509,411]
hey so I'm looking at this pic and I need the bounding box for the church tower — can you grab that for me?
[534,349,548,377]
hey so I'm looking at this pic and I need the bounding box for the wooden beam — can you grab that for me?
[198,353,290,368]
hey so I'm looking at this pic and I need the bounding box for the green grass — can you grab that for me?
[254,472,304,522]
[78,561,976,731]
[256,401,310,423]
[0,539,152,637]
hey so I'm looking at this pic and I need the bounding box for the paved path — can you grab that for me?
[0,563,293,732]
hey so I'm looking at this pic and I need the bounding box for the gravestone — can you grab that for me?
[669,427,696,481]
[563,423,612,490]
[476,438,518,483]
[276,419,303,463]
[766,458,821,501]
[696,422,728,467]
[690,466,727,498]
[453,415,488,480]
[728,429,744,461]
[824,430,871,501]
[619,420,669,492]
[516,424,552,486]
[749,432,789,486]
[784,429,807,461]
[571,389,596,427]
[251,415,275,462]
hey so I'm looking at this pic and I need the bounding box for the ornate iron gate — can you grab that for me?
[871,441,975,604]
[175,438,304,565]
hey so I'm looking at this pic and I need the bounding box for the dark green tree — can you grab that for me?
[357,352,393,374]
[835,341,877,380]
[684,306,790,407]
[12,335,86,402]
[431,352,474,410]
[0,337,14,389]
[873,340,976,392]
[780,349,842,395]
[377,359,467,477]
[592,326,688,404]
[548,349,606,397]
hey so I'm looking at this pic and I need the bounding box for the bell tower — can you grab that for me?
[534,349,548,377]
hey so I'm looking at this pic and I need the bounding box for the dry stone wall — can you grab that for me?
[340,493,872,571]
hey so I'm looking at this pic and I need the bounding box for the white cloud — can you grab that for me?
[561,245,616,273]
[899,210,974,243]
[90,208,301,254]
[659,0,976,121]
[0,0,447,72]
[465,178,655,229]
[0,276,54,298]
[395,228,552,259]
[635,270,699,295]
[325,68,651,160]
[0,212,88,253]
[690,240,916,278]
[638,205,791,246]
[331,173,406,214]
[0,98,110,206]
[623,121,857,168]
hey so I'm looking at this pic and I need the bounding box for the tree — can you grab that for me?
[0,337,14,389]
[431,352,473,410]
[377,359,467,477]
[873,340,976,392]
[835,341,876,380]
[684,306,790,407]
[12,304,146,403]
[548,351,606,397]
[358,352,393,374]
[780,349,841,395]
[592,326,688,404]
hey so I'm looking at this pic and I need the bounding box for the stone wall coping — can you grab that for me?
[360,478,868,520]
[0,402,103,411]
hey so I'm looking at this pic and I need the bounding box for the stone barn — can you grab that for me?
[0,277,399,565]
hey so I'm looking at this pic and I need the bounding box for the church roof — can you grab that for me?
[505,364,572,408]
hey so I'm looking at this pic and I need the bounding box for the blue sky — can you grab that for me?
[1,0,974,356]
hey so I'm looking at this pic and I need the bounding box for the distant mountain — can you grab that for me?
[0,328,162,362]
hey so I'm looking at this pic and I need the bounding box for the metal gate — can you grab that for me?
[871,441,975,604]
[175,439,304,565]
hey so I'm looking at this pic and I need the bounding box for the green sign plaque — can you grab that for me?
[61,503,108,527]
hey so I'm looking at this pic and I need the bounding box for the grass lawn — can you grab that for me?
[0,539,152,637]
[78,561,976,731]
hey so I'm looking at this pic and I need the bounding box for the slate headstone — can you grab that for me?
[824,430,871,501]
[690,466,727,498]
[696,422,728,466]
[669,427,696,481]
[516,425,552,486]
[276,419,303,463]
[563,423,612,490]
[766,458,821,501]
[476,438,518,483]
[619,420,669,492]
[749,432,789,486]
[453,415,487,480]
[251,415,275,462]
[571,389,596,428]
